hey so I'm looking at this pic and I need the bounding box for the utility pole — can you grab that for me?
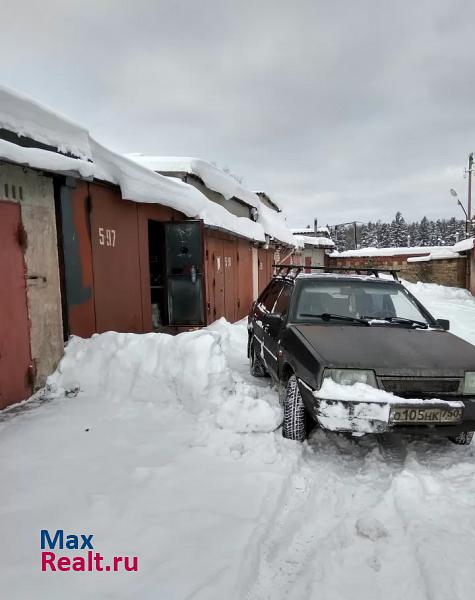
[468,152,473,236]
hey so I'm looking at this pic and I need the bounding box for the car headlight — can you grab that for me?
[463,372,475,394]
[323,368,378,388]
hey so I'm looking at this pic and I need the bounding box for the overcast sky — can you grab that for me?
[2,0,474,227]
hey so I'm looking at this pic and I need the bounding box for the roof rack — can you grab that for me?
[272,264,400,281]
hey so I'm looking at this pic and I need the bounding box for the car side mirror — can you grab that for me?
[436,318,450,331]
[263,313,282,337]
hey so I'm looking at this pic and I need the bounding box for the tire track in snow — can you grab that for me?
[244,431,397,600]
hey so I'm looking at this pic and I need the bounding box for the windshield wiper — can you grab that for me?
[300,313,371,326]
[362,315,428,329]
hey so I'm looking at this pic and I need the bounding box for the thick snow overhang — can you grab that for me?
[0,138,95,179]
[452,237,475,253]
[126,154,260,210]
[0,85,91,160]
[257,200,297,247]
[254,191,282,213]
[407,250,462,263]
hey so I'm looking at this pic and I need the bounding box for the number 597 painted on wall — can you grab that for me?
[98,227,116,247]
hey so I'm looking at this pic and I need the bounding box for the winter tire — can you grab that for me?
[282,374,308,441]
[449,431,474,445]
[250,341,267,377]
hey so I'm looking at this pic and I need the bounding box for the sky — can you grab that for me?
[1,0,474,228]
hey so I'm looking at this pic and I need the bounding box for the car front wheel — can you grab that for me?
[449,431,474,446]
[282,374,308,442]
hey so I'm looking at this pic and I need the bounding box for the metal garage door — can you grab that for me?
[0,201,32,408]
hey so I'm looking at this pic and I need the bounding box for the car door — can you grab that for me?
[263,281,293,377]
[251,279,284,362]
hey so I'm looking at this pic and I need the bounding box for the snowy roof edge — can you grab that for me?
[0,86,297,246]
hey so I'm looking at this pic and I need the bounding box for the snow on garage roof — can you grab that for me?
[291,225,331,235]
[0,86,272,243]
[93,141,266,242]
[128,155,297,246]
[330,246,447,258]
[0,138,95,179]
[0,85,92,160]
[293,234,335,248]
[126,154,260,210]
[257,200,299,246]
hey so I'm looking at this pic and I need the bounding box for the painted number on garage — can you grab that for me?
[98,228,116,247]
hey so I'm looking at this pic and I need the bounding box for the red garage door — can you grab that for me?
[0,201,32,408]
[90,186,143,333]
[223,240,236,322]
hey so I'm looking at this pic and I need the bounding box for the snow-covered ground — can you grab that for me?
[2,283,475,599]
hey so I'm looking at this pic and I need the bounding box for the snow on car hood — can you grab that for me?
[293,324,475,376]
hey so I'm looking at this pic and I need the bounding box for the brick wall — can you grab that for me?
[329,254,467,288]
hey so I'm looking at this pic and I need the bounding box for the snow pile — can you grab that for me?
[4,289,475,598]
[404,280,475,345]
[48,320,281,433]
[127,154,260,209]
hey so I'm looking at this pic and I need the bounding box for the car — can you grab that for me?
[247,266,475,445]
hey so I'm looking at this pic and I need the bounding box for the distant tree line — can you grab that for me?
[331,213,466,252]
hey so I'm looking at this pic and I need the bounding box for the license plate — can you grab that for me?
[390,406,463,424]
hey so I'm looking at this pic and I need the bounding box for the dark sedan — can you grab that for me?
[248,268,475,445]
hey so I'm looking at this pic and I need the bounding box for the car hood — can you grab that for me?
[292,324,475,377]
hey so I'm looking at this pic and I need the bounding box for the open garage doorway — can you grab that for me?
[148,219,205,329]
[148,220,167,329]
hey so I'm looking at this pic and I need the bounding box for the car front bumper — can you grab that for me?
[299,381,475,435]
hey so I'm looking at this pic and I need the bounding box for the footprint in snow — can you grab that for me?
[366,554,382,572]
[355,517,389,541]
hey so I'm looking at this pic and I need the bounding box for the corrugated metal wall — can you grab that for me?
[258,248,274,294]
[61,180,196,336]
[236,239,253,320]
[90,184,143,333]
[204,232,259,324]
[60,180,277,337]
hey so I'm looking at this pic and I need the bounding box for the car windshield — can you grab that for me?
[293,279,430,325]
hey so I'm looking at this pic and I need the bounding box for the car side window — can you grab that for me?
[273,284,293,316]
[259,280,284,313]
